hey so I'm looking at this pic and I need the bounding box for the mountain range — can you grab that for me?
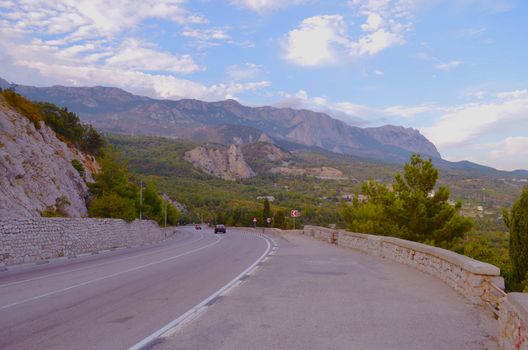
[0,78,440,163]
[1,77,526,175]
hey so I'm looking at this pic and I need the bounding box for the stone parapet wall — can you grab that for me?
[302,225,504,306]
[499,293,528,350]
[0,218,176,267]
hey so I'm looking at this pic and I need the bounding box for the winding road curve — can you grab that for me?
[0,227,498,349]
[0,227,270,350]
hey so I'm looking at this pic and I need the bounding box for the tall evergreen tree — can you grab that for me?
[503,186,528,288]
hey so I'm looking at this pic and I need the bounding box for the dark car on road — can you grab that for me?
[214,224,226,234]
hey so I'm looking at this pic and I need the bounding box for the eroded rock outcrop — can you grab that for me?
[0,100,95,218]
[184,143,255,180]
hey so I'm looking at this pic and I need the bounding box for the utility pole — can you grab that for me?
[139,180,143,220]
[164,200,168,227]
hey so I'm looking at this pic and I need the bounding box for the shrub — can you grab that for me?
[71,159,85,178]
[2,89,42,129]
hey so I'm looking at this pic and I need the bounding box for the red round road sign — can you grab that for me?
[252,217,257,222]
[290,210,299,218]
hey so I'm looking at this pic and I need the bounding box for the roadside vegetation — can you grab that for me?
[1,89,104,155]
[87,147,180,225]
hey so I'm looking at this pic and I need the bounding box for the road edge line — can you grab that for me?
[128,232,272,350]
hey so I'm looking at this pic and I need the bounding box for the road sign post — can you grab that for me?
[252,217,257,228]
[290,210,300,229]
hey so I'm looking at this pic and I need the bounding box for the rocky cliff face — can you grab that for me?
[0,99,95,218]
[183,143,255,181]
[364,125,441,158]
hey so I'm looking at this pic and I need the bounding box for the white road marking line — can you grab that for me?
[246,265,260,275]
[0,234,220,311]
[128,233,273,350]
[219,280,244,296]
[0,232,205,289]
[160,306,210,339]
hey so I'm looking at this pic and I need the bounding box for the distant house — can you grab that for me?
[341,194,367,202]
[257,196,275,202]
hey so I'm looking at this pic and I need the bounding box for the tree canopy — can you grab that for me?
[341,154,473,247]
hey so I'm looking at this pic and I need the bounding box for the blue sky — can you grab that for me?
[0,0,527,170]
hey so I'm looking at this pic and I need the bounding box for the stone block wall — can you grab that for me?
[0,218,176,267]
[302,225,504,306]
[304,226,335,244]
[499,293,528,350]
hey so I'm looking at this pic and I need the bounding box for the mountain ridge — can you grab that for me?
[0,78,442,164]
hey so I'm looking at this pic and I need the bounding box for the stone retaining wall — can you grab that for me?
[302,225,504,306]
[0,218,177,267]
[499,293,528,350]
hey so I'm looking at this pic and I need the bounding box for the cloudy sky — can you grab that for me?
[0,0,527,170]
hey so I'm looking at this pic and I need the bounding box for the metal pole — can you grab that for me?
[139,180,143,220]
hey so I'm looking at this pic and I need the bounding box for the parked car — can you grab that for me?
[195,224,202,230]
[214,224,226,234]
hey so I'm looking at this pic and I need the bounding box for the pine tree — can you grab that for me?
[341,154,472,247]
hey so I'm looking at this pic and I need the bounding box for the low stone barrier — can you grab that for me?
[0,218,177,267]
[499,293,528,350]
[302,225,504,306]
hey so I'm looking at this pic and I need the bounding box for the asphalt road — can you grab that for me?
[0,228,498,350]
[155,232,498,350]
[0,226,269,350]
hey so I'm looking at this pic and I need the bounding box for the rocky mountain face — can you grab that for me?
[2,79,441,163]
[364,125,440,160]
[183,142,255,181]
[0,97,95,218]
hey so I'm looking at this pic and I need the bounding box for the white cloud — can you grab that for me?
[283,1,414,66]
[466,91,487,100]
[421,96,528,148]
[375,69,384,75]
[351,29,405,56]
[496,89,528,100]
[0,0,204,43]
[383,104,432,118]
[226,63,262,81]
[276,89,376,126]
[283,15,349,66]
[361,13,384,31]
[0,1,272,100]
[489,137,528,171]
[230,0,306,12]
[105,39,200,74]
[435,60,463,71]
[10,59,271,101]
[181,27,232,47]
